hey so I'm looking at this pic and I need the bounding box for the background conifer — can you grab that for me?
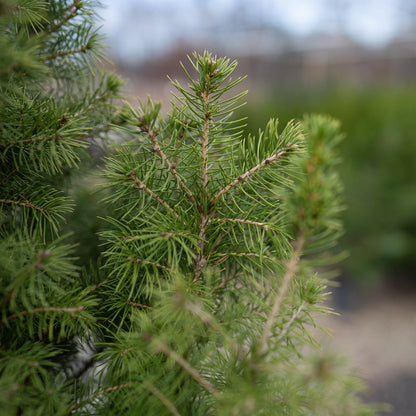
[0,1,122,414]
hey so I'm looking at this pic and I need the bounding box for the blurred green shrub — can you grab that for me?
[238,86,416,286]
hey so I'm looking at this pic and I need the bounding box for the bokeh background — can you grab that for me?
[96,1,416,413]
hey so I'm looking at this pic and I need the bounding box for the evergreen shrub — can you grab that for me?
[1,1,379,414]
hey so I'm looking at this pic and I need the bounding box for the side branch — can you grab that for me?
[211,218,276,231]
[257,235,305,355]
[147,336,219,397]
[0,198,51,214]
[44,1,81,35]
[44,44,90,61]
[201,114,210,189]
[69,383,132,412]
[146,383,182,416]
[0,166,19,186]
[5,306,84,322]
[127,256,172,273]
[129,172,184,224]
[211,143,299,204]
[0,133,63,149]
[80,277,111,299]
[213,251,275,265]
[143,127,196,205]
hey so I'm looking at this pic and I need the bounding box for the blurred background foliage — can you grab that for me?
[236,86,416,288]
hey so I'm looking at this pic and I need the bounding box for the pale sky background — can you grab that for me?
[99,0,415,64]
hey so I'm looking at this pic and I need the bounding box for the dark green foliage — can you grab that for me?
[238,87,416,284]
[0,1,122,414]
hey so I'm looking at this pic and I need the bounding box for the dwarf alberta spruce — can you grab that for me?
[94,52,376,415]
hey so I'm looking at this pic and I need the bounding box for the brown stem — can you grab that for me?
[146,129,196,205]
[146,383,182,416]
[0,198,51,214]
[69,383,132,413]
[44,44,90,61]
[80,277,111,299]
[201,113,210,189]
[44,1,81,35]
[126,301,152,310]
[0,133,63,148]
[193,213,208,282]
[213,252,275,266]
[211,143,299,204]
[153,340,219,397]
[0,166,20,186]
[5,306,84,322]
[275,303,305,343]
[129,172,184,224]
[211,218,275,231]
[127,256,172,273]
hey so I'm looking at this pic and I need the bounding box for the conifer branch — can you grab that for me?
[0,198,51,214]
[257,235,305,355]
[213,251,275,265]
[80,277,111,299]
[44,44,91,61]
[0,133,63,148]
[145,334,219,397]
[144,127,196,205]
[129,172,184,224]
[126,301,152,310]
[0,166,19,186]
[211,217,276,231]
[275,302,305,343]
[69,383,133,412]
[193,213,210,282]
[0,249,51,309]
[146,383,182,416]
[200,88,212,190]
[5,306,84,322]
[44,1,81,35]
[211,143,299,204]
[127,256,172,273]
